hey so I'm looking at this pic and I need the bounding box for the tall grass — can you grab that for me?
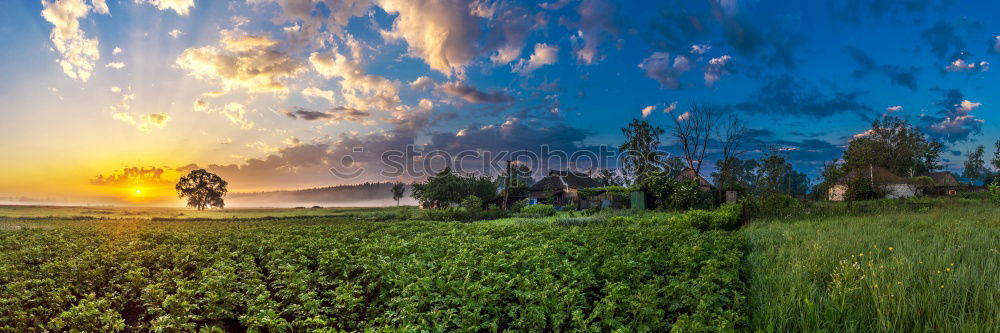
[743,204,1000,332]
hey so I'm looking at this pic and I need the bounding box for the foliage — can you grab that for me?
[519,204,557,217]
[390,183,406,206]
[962,145,989,182]
[755,154,810,196]
[989,181,1000,205]
[175,169,228,210]
[669,180,714,210]
[842,116,942,177]
[0,216,747,331]
[910,176,936,194]
[845,176,883,201]
[561,203,577,211]
[603,204,741,232]
[619,118,665,184]
[411,167,497,208]
[419,206,508,222]
[578,186,632,199]
[595,169,625,187]
[497,164,533,198]
[460,195,484,212]
[509,199,528,212]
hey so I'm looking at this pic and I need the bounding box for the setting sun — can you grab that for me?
[134,189,142,195]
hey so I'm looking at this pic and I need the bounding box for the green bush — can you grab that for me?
[460,195,483,212]
[667,204,742,231]
[519,204,557,217]
[989,181,1000,205]
[509,199,528,212]
[669,180,714,210]
[561,203,577,211]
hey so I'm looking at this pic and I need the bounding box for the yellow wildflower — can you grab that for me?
[888,247,894,251]
[860,253,864,257]
[940,285,945,289]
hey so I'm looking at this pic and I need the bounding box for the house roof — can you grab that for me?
[837,165,909,184]
[926,171,960,187]
[674,168,712,187]
[527,170,603,192]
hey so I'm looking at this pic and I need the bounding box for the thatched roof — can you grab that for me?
[837,166,909,185]
[528,170,602,193]
[926,171,960,187]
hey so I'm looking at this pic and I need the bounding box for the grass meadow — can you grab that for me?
[743,204,1000,332]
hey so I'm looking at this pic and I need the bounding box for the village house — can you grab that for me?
[674,167,713,192]
[926,171,960,196]
[828,165,916,201]
[526,170,603,207]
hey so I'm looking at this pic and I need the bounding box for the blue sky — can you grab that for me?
[2,0,1000,199]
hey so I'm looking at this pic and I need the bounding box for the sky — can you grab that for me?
[1,0,999,205]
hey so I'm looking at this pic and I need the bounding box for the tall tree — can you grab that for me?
[596,169,624,186]
[619,118,665,184]
[663,156,686,177]
[175,169,228,210]
[993,139,1000,172]
[713,114,748,193]
[842,116,942,177]
[391,182,406,206]
[963,145,988,181]
[671,104,715,178]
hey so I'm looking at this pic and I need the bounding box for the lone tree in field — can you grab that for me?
[391,182,406,206]
[176,169,228,210]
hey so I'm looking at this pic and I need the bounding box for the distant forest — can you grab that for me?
[227,182,415,207]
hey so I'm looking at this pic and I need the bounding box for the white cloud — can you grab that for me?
[91,0,109,14]
[309,50,400,110]
[690,44,711,55]
[222,102,255,130]
[301,86,336,104]
[886,105,902,112]
[958,100,981,112]
[664,101,677,113]
[641,105,655,118]
[946,58,989,72]
[105,61,125,69]
[168,29,184,39]
[112,47,123,55]
[703,55,731,87]
[514,43,559,75]
[995,36,1000,53]
[136,0,195,15]
[41,0,104,82]
[110,86,121,92]
[176,30,306,94]
[378,0,481,77]
[409,76,434,91]
[676,111,691,122]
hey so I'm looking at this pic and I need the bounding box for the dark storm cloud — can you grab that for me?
[733,75,875,119]
[440,82,515,104]
[846,46,920,91]
[829,0,943,23]
[921,22,966,60]
[428,118,589,153]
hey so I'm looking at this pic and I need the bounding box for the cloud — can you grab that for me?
[105,62,125,69]
[439,82,514,104]
[40,0,104,82]
[279,106,371,123]
[143,113,171,128]
[486,4,543,65]
[921,89,984,142]
[176,30,306,94]
[945,58,989,72]
[91,0,109,14]
[664,101,678,113]
[886,105,902,112]
[994,36,1000,53]
[846,46,919,91]
[91,166,173,187]
[513,43,559,75]
[734,75,874,119]
[301,87,336,104]
[921,22,965,60]
[703,55,731,87]
[222,102,255,130]
[567,0,619,64]
[409,76,434,91]
[690,44,711,54]
[428,117,589,153]
[638,52,691,89]
[168,29,184,39]
[676,111,691,121]
[136,0,195,15]
[309,49,400,110]
[378,0,481,77]
[641,105,655,118]
[112,47,122,55]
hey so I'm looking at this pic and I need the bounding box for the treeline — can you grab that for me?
[228,182,412,206]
